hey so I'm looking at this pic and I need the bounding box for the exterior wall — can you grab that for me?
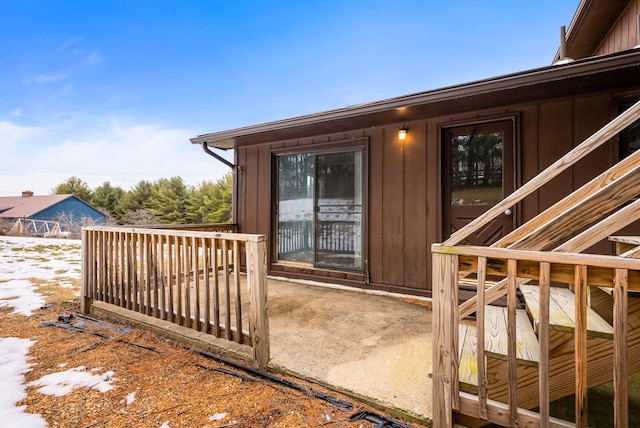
[235,91,639,296]
[30,197,107,225]
[594,0,640,55]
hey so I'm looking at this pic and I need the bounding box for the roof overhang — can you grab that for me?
[554,0,631,61]
[192,49,640,150]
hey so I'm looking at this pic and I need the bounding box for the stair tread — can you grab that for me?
[458,306,540,387]
[520,284,614,338]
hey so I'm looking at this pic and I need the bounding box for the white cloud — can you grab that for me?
[0,121,47,152]
[57,37,82,53]
[87,50,103,65]
[0,117,233,196]
[22,73,68,84]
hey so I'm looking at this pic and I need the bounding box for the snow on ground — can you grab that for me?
[0,236,81,316]
[0,236,109,427]
[28,366,116,396]
[0,337,48,428]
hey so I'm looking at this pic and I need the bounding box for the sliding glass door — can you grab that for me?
[276,147,364,271]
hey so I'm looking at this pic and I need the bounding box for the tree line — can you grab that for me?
[50,174,232,225]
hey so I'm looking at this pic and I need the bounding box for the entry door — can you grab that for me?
[442,120,515,245]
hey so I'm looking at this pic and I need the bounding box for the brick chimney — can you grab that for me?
[22,190,34,197]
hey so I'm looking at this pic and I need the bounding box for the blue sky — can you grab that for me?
[0,1,578,195]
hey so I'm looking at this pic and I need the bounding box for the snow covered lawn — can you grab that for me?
[0,236,87,426]
[0,236,81,316]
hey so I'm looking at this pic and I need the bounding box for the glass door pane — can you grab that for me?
[277,153,314,264]
[450,131,503,206]
[315,150,363,270]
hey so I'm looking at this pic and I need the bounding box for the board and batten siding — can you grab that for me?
[234,93,636,295]
[594,0,640,56]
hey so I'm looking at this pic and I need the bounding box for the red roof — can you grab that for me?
[0,194,74,218]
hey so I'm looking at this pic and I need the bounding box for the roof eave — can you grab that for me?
[193,49,640,150]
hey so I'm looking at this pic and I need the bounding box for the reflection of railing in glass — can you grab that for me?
[278,218,362,270]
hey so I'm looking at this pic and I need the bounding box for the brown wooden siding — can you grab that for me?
[594,0,640,55]
[234,91,640,295]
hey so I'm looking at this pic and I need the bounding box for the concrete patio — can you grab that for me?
[265,277,433,422]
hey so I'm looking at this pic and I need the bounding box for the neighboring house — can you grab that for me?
[191,0,640,297]
[0,191,107,236]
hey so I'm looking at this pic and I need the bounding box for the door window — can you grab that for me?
[443,120,515,245]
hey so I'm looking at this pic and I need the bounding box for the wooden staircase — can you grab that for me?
[432,100,640,427]
[458,285,640,411]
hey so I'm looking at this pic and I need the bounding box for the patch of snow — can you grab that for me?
[125,389,137,405]
[210,412,227,421]
[28,366,116,396]
[0,337,47,427]
[0,236,81,316]
[160,422,171,428]
[0,279,45,316]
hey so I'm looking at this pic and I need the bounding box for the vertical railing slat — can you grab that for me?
[175,235,183,325]
[203,237,211,334]
[192,236,201,331]
[159,234,166,320]
[152,234,159,318]
[574,265,588,427]
[613,268,629,427]
[223,239,232,341]
[167,235,174,323]
[506,259,518,428]
[476,256,487,420]
[138,232,145,313]
[118,231,125,307]
[144,233,152,315]
[182,236,191,328]
[538,262,551,428]
[234,240,243,344]
[213,238,221,337]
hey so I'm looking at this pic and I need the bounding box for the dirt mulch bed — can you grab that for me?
[1,301,421,428]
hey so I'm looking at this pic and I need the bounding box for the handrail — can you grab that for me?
[444,99,640,246]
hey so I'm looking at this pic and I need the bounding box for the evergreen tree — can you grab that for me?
[92,181,125,221]
[188,172,233,224]
[116,180,154,219]
[149,177,189,224]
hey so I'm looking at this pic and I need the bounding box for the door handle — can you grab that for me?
[504,209,512,216]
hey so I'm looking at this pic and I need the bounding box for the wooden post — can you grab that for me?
[246,237,269,370]
[613,268,629,427]
[80,229,92,315]
[538,262,551,428]
[432,252,459,427]
[574,265,588,427]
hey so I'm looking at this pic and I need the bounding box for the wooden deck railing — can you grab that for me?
[432,245,640,427]
[80,224,269,369]
[432,100,640,427]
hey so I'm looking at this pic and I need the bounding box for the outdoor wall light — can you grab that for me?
[398,126,408,141]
